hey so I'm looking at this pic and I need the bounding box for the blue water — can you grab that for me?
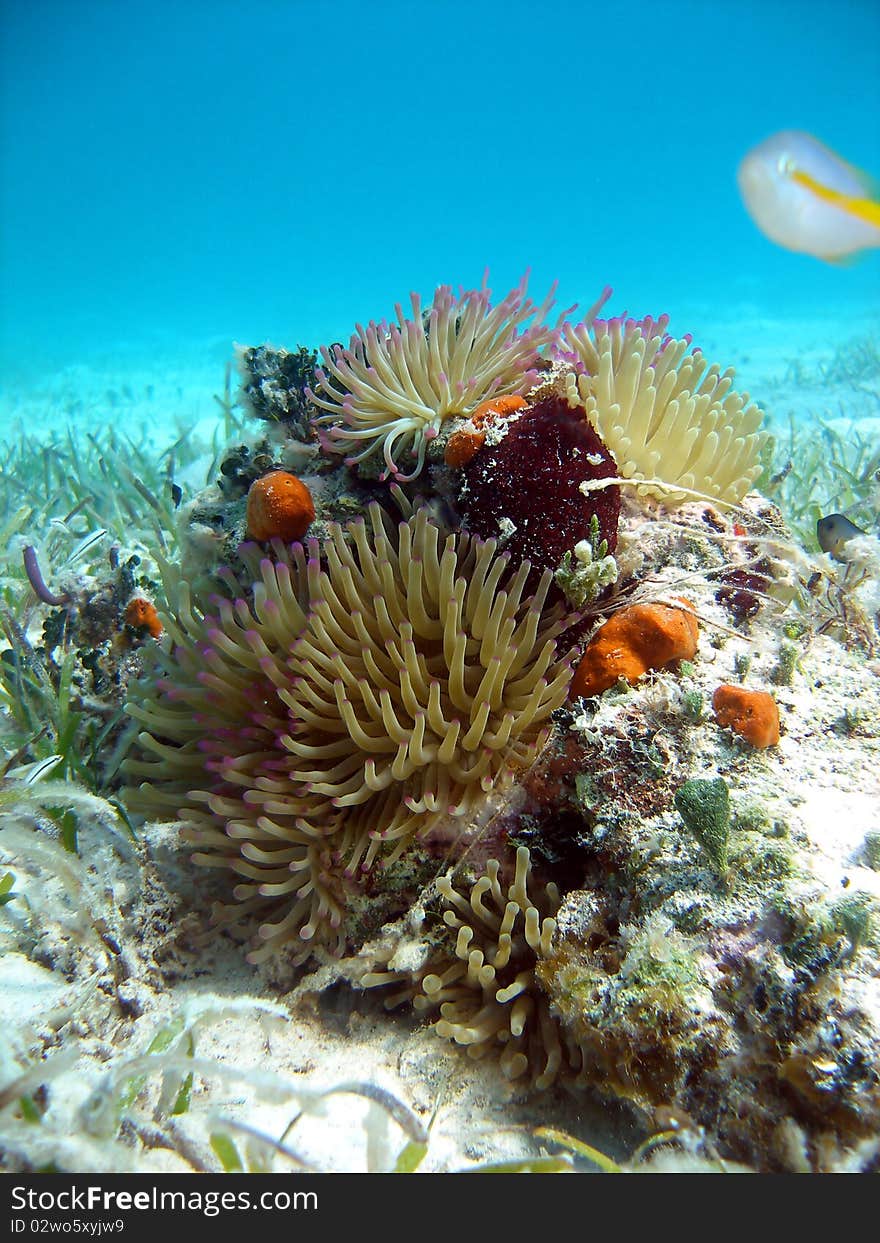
[1,0,879,374]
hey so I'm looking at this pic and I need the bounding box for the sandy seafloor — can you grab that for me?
[1,299,879,1175]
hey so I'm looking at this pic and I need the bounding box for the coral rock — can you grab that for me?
[245,470,315,543]
[712,684,780,748]
[236,343,319,436]
[569,598,699,698]
[459,393,621,574]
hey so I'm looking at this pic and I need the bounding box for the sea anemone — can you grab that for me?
[308,274,567,482]
[124,504,573,962]
[559,313,767,506]
[364,846,582,1090]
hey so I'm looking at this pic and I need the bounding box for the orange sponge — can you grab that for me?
[569,598,699,699]
[712,684,780,748]
[471,394,528,424]
[124,597,162,639]
[444,394,527,468]
[246,471,315,543]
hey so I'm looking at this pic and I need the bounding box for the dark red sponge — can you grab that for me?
[458,393,621,572]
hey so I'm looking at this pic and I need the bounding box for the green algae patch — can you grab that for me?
[674,777,731,878]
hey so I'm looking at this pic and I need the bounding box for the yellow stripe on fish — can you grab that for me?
[789,167,880,231]
[738,130,880,262]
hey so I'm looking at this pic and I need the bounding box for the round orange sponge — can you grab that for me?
[246,471,315,543]
[569,598,699,699]
[712,684,780,748]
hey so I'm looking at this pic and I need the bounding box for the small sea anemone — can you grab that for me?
[308,274,567,482]
[365,846,582,1089]
[559,313,767,506]
[124,505,572,962]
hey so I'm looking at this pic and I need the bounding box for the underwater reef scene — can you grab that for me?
[1,275,880,1175]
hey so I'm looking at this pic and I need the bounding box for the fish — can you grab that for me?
[737,130,880,262]
[816,512,869,561]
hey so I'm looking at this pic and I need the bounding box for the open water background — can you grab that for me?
[1,0,878,385]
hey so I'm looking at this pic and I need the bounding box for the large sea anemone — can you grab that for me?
[308,274,568,481]
[559,313,767,506]
[125,503,574,962]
